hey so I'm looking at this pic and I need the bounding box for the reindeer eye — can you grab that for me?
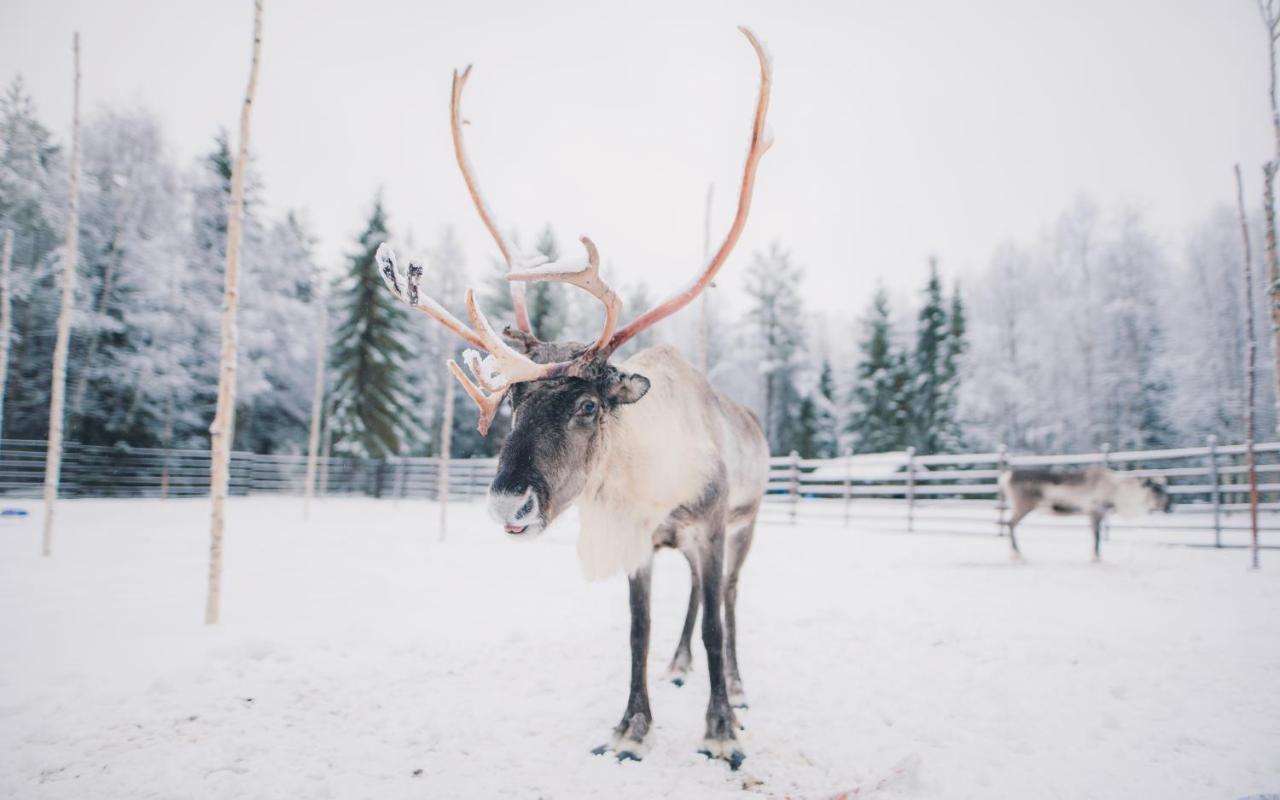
[580,400,598,416]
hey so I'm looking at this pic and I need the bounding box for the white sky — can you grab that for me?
[1,0,1273,318]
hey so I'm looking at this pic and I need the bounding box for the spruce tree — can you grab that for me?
[847,289,910,453]
[813,359,839,457]
[793,395,819,458]
[934,284,968,452]
[480,223,568,341]
[328,199,416,457]
[910,260,949,455]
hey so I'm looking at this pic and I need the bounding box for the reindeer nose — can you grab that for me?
[487,486,540,532]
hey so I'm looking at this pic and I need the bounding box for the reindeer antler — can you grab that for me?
[378,244,579,434]
[507,236,621,356]
[601,27,773,356]
[379,26,773,434]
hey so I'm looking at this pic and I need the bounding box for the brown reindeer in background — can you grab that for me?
[376,28,772,769]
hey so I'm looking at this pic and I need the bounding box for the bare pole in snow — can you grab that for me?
[0,230,12,449]
[1236,164,1262,569]
[41,34,81,558]
[206,0,263,625]
[698,184,714,374]
[303,285,328,519]
[437,380,454,542]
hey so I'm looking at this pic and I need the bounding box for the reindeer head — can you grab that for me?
[376,27,772,536]
[1140,476,1172,513]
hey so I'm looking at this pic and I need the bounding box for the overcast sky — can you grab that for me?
[1,0,1273,319]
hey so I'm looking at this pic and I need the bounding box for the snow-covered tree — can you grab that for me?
[65,107,185,446]
[328,199,417,457]
[812,359,840,457]
[744,242,805,454]
[0,77,63,440]
[847,288,911,453]
[235,213,320,453]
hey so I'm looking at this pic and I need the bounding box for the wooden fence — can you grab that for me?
[0,439,497,501]
[759,437,1279,547]
[1,437,1273,546]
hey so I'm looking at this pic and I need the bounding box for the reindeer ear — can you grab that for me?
[501,325,541,354]
[606,372,650,405]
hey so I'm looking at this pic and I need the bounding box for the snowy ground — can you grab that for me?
[0,497,1277,799]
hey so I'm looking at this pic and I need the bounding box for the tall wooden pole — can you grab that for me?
[303,286,328,519]
[206,1,263,625]
[41,34,81,558]
[1237,165,1262,569]
[0,230,13,447]
[697,184,713,374]
[437,381,454,542]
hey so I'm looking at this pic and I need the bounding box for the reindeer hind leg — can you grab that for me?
[724,517,755,710]
[663,547,700,686]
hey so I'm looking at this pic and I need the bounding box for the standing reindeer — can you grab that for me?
[376,28,772,769]
[998,467,1171,561]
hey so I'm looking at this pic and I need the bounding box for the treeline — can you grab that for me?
[1,79,318,454]
[2,78,1265,460]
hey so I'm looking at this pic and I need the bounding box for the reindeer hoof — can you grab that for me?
[700,705,745,769]
[594,712,653,761]
[663,660,692,687]
[698,744,747,771]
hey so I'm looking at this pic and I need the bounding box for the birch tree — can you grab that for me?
[206,0,263,625]
[1236,165,1262,569]
[40,34,80,558]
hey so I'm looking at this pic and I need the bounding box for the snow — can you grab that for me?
[1,497,1277,799]
[508,255,593,278]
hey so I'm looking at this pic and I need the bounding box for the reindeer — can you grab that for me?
[998,467,1171,561]
[375,28,772,769]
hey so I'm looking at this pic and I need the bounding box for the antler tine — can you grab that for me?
[447,359,508,435]
[450,65,533,334]
[463,288,574,384]
[376,243,487,351]
[507,236,622,355]
[603,26,773,356]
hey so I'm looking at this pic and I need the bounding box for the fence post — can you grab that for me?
[1207,435,1221,548]
[995,443,1008,537]
[1099,442,1111,541]
[437,455,450,542]
[842,447,853,528]
[905,446,917,533]
[788,450,800,526]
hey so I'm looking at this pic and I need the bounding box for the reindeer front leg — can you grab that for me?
[696,521,745,770]
[592,562,654,761]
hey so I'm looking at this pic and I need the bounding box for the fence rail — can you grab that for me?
[2,437,1274,547]
[758,437,1279,546]
[0,439,498,501]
